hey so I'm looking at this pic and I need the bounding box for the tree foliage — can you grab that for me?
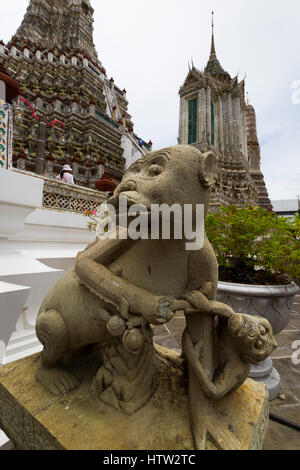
[206,206,300,285]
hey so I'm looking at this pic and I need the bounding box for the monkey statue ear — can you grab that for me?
[198,151,217,188]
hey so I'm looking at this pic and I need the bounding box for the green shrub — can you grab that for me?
[205,206,300,285]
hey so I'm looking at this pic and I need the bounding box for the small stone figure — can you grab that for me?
[35,145,276,449]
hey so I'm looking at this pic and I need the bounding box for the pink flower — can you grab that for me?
[92,210,97,215]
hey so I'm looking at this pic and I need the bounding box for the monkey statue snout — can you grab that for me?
[117,180,137,195]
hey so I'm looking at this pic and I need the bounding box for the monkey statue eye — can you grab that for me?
[130,164,142,173]
[259,325,268,336]
[148,164,162,177]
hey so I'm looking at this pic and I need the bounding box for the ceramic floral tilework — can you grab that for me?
[7,106,13,169]
[0,100,10,169]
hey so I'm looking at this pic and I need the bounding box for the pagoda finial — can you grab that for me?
[209,11,217,60]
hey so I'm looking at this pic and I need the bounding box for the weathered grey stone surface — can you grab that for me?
[0,349,269,450]
[29,145,277,450]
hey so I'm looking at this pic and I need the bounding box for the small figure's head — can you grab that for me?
[228,313,277,365]
[109,145,217,214]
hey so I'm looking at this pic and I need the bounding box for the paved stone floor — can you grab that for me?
[1,296,299,450]
[153,294,300,450]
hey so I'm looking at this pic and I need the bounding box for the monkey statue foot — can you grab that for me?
[35,360,81,396]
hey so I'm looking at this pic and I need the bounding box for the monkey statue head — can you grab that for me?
[228,313,277,365]
[109,145,217,216]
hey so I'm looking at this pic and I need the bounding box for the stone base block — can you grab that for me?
[250,358,281,400]
[0,349,269,450]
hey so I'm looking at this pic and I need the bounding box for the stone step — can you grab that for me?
[0,430,9,449]
[5,335,42,364]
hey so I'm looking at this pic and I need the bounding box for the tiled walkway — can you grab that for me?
[264,294,300,450]
[153,294,300,450]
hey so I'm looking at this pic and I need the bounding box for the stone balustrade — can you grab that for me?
[12,169,108,213]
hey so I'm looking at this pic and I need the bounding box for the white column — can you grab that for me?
[232,96,240,154]
[178,97,184,144]
[182,99,188,144]
[218,96,224,153]
[205,88,210,142]
[228,94,234,154]
[89,103,95,116]
[222,94,228,154]
[0,170,64,365]
[201,89,206,141]
[197,90,202,141]
[241,108,248,160]
[0,80,5,101]
[207,88,212,144]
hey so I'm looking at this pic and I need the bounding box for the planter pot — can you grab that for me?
[217,281,300,399]
[217,281,299,335]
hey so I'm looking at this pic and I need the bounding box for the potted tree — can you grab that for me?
[206,206,300,398]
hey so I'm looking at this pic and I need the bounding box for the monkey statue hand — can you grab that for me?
[183,290,211,315]
[138,295,190,326]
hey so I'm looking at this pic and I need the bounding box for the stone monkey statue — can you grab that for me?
[35,145,276,448]
[182,293,276,449]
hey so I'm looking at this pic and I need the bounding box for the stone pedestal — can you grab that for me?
[249,358,280,401]
[0,347,269,450]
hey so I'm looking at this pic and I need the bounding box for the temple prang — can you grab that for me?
[245,99,271,210]
[178,16,272,211]
[0,0,151,189]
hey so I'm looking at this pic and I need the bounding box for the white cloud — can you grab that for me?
[1,0,299,199]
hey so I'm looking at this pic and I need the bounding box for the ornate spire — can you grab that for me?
[209,11,217,60]
[8,0,98,62]
[204,12,231,82]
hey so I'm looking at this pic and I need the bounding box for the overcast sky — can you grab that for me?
[1,0,299,200]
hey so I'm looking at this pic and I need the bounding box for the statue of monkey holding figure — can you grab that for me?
[35,145,276,449]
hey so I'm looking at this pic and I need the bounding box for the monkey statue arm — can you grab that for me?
[182,329,250,400]
[75,227,187,325]
[184,290,236,319]
[183,289,277,400]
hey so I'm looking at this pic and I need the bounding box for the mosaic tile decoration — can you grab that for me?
[0,100,9,169]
